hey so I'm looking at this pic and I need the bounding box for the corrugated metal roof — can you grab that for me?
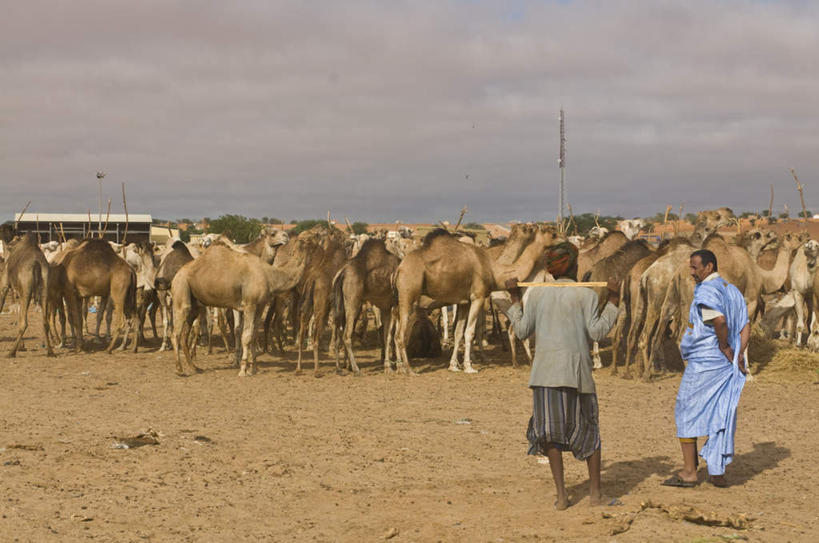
[15,213,152,223]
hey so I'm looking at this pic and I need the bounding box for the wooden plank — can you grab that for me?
[516,281,608,288]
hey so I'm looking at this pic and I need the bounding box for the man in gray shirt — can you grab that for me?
[505,241,619,510]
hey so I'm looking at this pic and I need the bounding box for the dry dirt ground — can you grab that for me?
[1,309,818,542]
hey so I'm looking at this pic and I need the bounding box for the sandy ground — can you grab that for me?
[1,309,818,542]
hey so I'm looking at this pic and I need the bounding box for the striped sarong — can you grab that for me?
[527,386,601,460]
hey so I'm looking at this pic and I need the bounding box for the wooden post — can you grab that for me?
[454,206,468,232]
[87,210,92,238]
[768,184,774,222]
[58,223,67,244]
[15,200,31,230]
[791,168,808,224]
[100,199,111,238]
[121,182,129,243]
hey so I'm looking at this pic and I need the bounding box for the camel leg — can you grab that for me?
[159,292,171,351]
[8,290,33,358]
[461,299,483,374]
[793,290,806,346]
[343,303,363,374]
[610,301,628,375]
[441,305,450,345]
[237,305,257,377]
[394,305,417,375]
[522,336,533,364]
[622,285,646,379]
[449,304,467,371]
[591,341,602,370]
[379,304,394,373]
[508,324,518,367]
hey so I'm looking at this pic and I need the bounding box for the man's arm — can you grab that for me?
[505,278,537,340]
[737,322,750,374]
[712,314,734,364]
[584,278,621,342]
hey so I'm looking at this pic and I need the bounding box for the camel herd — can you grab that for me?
[1,208,819,380]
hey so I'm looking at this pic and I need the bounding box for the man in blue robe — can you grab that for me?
[663,249,750,488]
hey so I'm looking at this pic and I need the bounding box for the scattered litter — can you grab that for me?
[193,435,213,444]
[608,498,624,506]
[454,418,472,425]
[640,500,751,529]
[7,444,44,451]
[384,527,399,540]
[3,460,21,466]
[70,514,94,522]
[110,429,160,449]
[79,371,90,376]
[106,382,118,386]
[536,456,550,465]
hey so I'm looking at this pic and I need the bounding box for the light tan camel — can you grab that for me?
[332,238,401,374]
[652,231,798,378]
[785,238,818,345]
[0,233,54,357]
[59,238,138,353]
[394,226,558,375]
[171,238,307,376]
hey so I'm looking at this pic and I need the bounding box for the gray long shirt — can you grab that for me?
[506,277,618,393]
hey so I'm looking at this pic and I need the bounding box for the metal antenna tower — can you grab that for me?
[557,109,567,223]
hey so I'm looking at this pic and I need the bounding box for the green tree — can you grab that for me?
[462,222,485,230]
[179,229,191,242]
[351,221,369,235]
[206,214,262,243]
[799,210,813,218]
[685,213,699,224]
[290,219,327,235]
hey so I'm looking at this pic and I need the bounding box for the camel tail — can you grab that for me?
[332,269,346,329]
[300,282,315,320]
[581,270,592,282]
[125,271,137,319]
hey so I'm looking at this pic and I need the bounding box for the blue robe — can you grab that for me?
[677,276,748,476]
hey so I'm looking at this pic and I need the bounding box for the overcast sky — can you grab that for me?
[2,0,818,224]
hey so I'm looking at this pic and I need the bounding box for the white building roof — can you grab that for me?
[15,213,152,223]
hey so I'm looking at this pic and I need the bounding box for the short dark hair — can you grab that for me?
[690,249,718,272]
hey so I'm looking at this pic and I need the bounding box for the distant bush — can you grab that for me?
[206,214,262,243]
[462,222,485,230]
[351,221,369,235]
[290,219,328,236]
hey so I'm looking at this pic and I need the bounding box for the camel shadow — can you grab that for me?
[722,441,790,486]
[565,455,676,502]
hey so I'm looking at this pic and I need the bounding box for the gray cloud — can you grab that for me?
[2,0,818,223]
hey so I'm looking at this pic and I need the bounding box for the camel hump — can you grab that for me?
[422,228,454,247]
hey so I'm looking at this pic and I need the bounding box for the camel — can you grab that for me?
[332,238,401,374]
[154,240,195,351]
[583,239,654,368]
[787,239,819,345]
[171,238,307,376]
[616,219,646,240]
[650,231,798,378]
[291,226,347,374]
[394,226,558,375]
[577,231,629,282]
[58,238,137,353]
[0,233,54,357]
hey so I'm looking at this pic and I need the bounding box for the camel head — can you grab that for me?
[739,227,777,259]
[803,239,819,263]
[616,218,646,240]
[697,208,735,230]
[122,242,159,292]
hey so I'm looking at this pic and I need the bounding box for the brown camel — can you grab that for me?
[292,226,347,374]
[154,240,195,351]
[584,239,654,368]
[577,231,629,281]
[0,233,54,357]
[394,226,558,375]
[332,238,401,374]
[171,238,308,376]
[59,238,137,353]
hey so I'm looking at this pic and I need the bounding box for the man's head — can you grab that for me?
[544,241,578,280]
[689,249,718,283]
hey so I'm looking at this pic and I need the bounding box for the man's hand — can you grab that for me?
[737,350,748,375]
[606,277,620,306]
[505,277,521,303]
[721,346,735,365]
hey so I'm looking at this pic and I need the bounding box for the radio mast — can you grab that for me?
[558,108,566,223]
